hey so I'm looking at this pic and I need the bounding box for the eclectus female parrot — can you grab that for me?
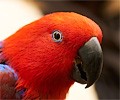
[0,12,103,99]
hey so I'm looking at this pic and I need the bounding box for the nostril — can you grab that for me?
[77,63,87,81]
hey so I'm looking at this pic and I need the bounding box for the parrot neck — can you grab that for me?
[16,76,74,99]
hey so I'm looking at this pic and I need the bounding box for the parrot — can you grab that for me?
[0,12,103,99]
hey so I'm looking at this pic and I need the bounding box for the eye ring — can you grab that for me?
[52,30,63,42]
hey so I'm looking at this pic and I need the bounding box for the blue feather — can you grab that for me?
[0,64,18,80]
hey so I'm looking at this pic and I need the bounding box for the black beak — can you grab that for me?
[72,37,103,88]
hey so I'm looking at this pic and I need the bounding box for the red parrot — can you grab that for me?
[0,12,103,99]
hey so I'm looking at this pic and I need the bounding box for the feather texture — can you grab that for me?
[0,41,23,99]
[0,64,18,99]
[2,12,102,99]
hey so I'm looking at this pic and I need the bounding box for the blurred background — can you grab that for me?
[0,0,119,100]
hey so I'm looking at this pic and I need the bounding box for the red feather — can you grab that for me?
[2,12,102,99]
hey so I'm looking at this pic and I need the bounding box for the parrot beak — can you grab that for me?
[72,37,103,88]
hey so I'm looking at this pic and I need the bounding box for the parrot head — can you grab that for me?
[3,12,103,99]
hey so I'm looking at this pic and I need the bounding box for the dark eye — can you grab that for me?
[52,30,63,42]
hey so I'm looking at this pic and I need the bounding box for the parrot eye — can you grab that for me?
[52,30,63,42]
